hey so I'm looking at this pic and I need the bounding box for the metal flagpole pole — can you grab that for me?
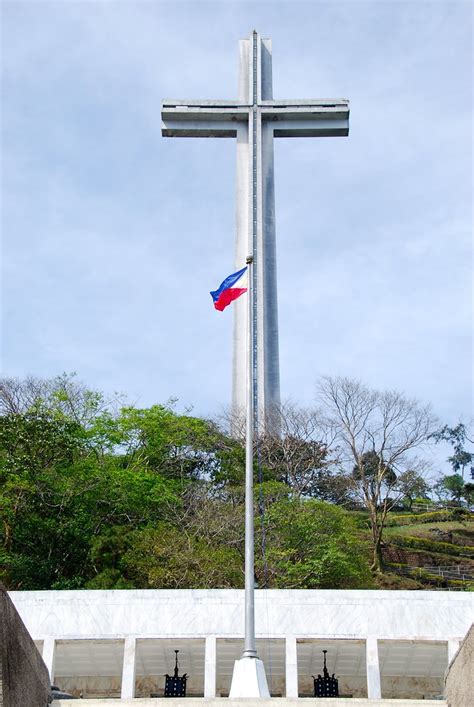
[228,32,270,698]
[229,249,269,697]
[243,253,256,659]
[242,31,259,660]
[242,29,258,661]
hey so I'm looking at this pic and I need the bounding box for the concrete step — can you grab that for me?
[54,699,447,706]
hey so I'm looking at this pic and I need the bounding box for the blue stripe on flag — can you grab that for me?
[210,266,247,303]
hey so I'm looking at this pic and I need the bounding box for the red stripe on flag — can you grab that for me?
[214,287,247,311]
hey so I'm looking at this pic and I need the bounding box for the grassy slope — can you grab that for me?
[375,510,474,590]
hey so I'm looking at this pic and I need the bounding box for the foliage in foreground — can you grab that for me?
[1,374,471,591]
[260,499,372,588]
[0,375,371,591]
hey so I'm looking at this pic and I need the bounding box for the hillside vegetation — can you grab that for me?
[1,375,472,591]
[380,509,474,589]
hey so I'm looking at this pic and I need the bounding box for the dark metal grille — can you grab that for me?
[164,676,187,697]
[164,650,187,698]
[313,650,339,698]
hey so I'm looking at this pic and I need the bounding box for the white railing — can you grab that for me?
[391,564,473,582]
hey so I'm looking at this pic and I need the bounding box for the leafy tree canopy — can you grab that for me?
[2,373,447,591]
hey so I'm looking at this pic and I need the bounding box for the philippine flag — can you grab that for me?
[210,266,248,311]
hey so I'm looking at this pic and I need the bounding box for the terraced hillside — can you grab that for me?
[378,508,474,590]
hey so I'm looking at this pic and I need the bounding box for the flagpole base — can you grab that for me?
[229,656,270,698]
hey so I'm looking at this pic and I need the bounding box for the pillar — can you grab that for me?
[366,636,381,699]
[42,637,56,683]
[204,635,217,697]
[285,636,298,698]
[121,636,136,699]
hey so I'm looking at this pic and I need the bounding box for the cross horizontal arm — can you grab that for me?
[162,100,248,138]
[161,99,349,138]
[262,98,349,106]
[272,120,348,137]
[262,99,349,137]
[262,100,348,118]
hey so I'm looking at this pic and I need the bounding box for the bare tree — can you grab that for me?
[217,402,345,501]
[317,376,437,572]
[0,375,50,415]
[257,402,343,499]
[0,373,123,424]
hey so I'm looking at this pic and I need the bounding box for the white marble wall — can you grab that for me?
[10,589,473,700]
[11,589,472,641]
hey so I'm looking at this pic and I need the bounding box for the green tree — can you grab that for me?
[463,482,474,506]
[116,405,221,485]
[0,409,86,586]
[122,523,243,588]
[430,423,474,479]
[433,473,465,504]
[397,469,431,511]
[0,377,180,589]
[259,499,371,588]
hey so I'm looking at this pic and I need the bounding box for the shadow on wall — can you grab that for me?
[0,583,52,707]
[444,623,474,707]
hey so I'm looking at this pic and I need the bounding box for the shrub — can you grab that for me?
[390,535,474,557]
[385,510,463,526]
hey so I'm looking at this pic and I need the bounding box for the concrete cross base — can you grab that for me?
[229,656,270,698]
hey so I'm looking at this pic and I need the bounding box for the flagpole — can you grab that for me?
[243,253,256,659]
[228,254,269,697]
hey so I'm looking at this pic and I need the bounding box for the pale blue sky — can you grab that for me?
[1,1,472,472]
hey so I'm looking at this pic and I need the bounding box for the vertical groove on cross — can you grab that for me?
[233,31,281,436]
[259,35,280,435]
[252,30,259,436]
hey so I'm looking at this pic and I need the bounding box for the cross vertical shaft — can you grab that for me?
[233,33,280,432]
[161,38,349,436]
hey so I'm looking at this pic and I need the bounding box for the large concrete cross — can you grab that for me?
[162,31,349,429]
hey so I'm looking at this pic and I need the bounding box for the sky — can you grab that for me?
[1,1,472,472]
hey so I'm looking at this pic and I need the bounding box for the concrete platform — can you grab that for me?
[53,700,447,706]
